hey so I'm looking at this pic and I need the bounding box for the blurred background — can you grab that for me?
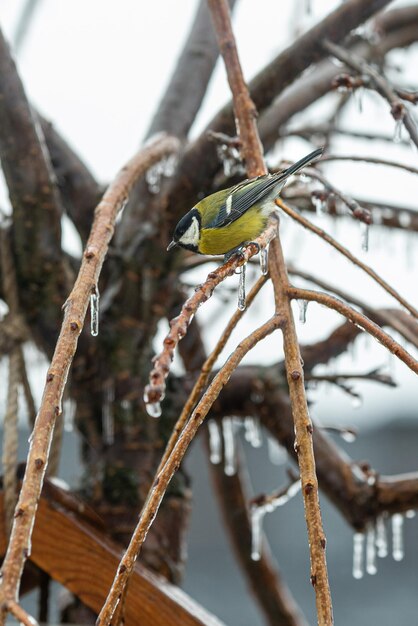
[0,0,418,624]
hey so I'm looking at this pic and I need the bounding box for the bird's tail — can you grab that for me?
[277,147,323,182]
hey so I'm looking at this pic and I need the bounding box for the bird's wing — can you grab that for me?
[208,147,323,229]
[207,175,280,229]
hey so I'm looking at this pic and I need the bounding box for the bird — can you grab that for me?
[167,147,323,258]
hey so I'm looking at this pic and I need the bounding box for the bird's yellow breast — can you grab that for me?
[198,205,268,255]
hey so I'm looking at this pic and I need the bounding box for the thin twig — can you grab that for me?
[323,39,418,150]
[0,134,181,620]
[97,316,281,625]
[287,287,418,374]
[320,154,418,177]
[157,274,268,472]
[276,198,418,319]
[144,226,275,409]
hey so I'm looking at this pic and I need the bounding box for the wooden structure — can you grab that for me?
[0,481,224,625]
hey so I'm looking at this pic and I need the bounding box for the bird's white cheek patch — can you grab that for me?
[179,216,200,246]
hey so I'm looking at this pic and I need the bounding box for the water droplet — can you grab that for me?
[376,516,388,558]
[360,222,369,252]
[90,288,100,336]
[392,513,404,561]
[353,532,365,579]
[341,429,357,442]
[406,509,416,519]
[222,417,237,476]
[298,299,308,324]
[351,396,363,410]
[146,402,162,418]
[259,246,269,275]
[366,524,377,575]
[237,263,247,311]
[208,420,222,464]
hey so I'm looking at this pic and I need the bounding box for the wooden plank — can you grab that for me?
[0,486,225,626]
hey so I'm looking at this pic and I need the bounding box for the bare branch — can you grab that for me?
[206,438,308,626]
[320,154,418,177]
[277,198,418,319]
[98,316,280,626]
[0,135,180,617]
[323,39,418,149]
[288,287,418,375]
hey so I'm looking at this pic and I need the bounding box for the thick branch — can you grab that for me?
[0,28,68,340]
[40,117,102,244]
[0,135,180,619]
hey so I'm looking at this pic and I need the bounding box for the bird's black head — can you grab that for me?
[167,208,201,252]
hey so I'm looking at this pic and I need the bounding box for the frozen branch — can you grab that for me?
[287,287,418,375]
[144,225,276,414]
[276,198,418,319]
[207,440,308,626]
[0,134,180,622]
[98,317,280,625]
[323,39,418,150]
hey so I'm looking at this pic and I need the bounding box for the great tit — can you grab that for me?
[167,147,323,257]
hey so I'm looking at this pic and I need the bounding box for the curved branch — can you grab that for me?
[40,118,102,244]
[205,434,308,626]
[98,316,281,625]
[288,287,418,375]
[0,135,181,619]
[0,28,68,342]
[277,198,418,319]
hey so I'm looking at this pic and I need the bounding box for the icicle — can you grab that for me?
[376,516,388,558]
[90,287,100,337]
[259,245,269,275]
[63,397,76,432]
[353,532,365,579]
[354,87,363,114]
[222,417,237,476]
[237,263,247,311]
[392,513,404,561]
[360,222,369,252]
[208,420,222,464]
[250,505,266,561]
[394,119,403,143]
[244,417,262,448]
[102,381,115,445]
[298,299,308,324]
[366,524,377,575]
[267,435,287,465]
[312,195,325,215]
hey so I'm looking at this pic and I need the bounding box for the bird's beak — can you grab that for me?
[167,240,177,251]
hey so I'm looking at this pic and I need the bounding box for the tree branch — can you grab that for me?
[0,135,180,623]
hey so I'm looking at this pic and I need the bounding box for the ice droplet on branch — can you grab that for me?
[259,245,269,275]
[353,532,365,579]
[360,222,369,252]
[298,299,308,324]
[376,516,388,558]
[208,420,222,464]
[222,417,237,476]
[244,417,262,448]
[90,287,100,337]
[237,263,247,311]
[366,524,377,575]
[143,389,162,418]
[250,506,266,561]
[391,513,404,561]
